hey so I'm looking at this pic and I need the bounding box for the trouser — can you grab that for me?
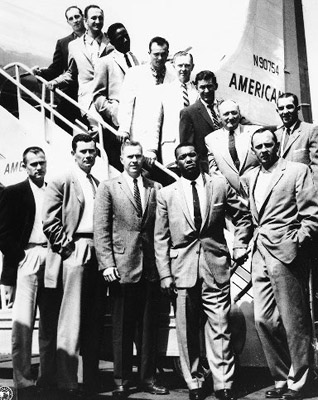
[175,250,235,391]
[252,242,312,391]
[12,244,56,389]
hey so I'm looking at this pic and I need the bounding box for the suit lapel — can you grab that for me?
[197,100,214,129]
[250,168,260,222]
[176,180,196,230]
[200,174,212,232]
[142,177,152,219]
[71,173,85,210]
[282,120,301,156]
[238,125,252,171]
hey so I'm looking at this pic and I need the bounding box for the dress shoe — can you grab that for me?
[112,385,129,399]
[189,388,203,400]
[280,389,303,400]
[141,382,169,395]
[215,389,237,400]
[266,387,287,398]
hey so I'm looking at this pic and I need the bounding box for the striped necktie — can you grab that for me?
[133,178,142,217]
[182,83,190,107]
[207,104,221,129]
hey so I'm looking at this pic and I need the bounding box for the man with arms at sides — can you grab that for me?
[154,51,197,169]
[47,5,114,131]
[94,141,169,399]
[205,99,260,198]
[179,70,222,173]
[247,128,318,400]
[154,143,252,400]
[32,6,85,132]
[92,22,139,171]
[117,37,175,163]
[275,92,318,188]
[0,147,56,396]
[43,134,104,398]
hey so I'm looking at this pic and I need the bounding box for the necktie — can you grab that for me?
[282,127,291,151]
[124,53,132,68]
[228,130,240,170]
[207,104,221,129]
[87,173,96,199]
[133,178,142,217]
[191,181,202,232]
[181,83,190,107]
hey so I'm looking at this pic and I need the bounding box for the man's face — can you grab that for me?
[120,145,144,178]
[149,42,169,70]
[72,141,97,173]
[218,101,241,131]
[252,131,279,169]
[66,8,84,33]
[176,145,200,180]
[174,54,194,84]
[112,27,130,54]
[276,96,299,128]
[196,78,217,105]
[85,7,104,36]
[23,151,47,187]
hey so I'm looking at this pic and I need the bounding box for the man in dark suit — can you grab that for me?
[154,143,252,400]
[247,128,318,400]
[43,134,103,397]
[94,141,169,399]
[179,70,221,173]
[32,6,85,131]
[0,147,55,395]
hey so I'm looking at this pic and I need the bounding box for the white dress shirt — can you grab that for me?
[28,179,47,244]
[254,161,279,212]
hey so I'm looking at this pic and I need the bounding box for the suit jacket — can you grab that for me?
[154,173,252,288]
[205,124,260,195]
[54,33,114,110]
[94,174,162,284]
[179,99,219,160]
[247,158,318,264]
[43,171,99,288]
[154,80,198,165]
[92,50,139,128]
[0,180,35,285]
[118,63,176,152]
[275,120,318,189]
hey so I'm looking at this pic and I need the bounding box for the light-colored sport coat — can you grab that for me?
[247,158,318,264]
[54,33,113,110]
[275,119,318,189]
[205,124,260,196]
[94,174,162,284]
[154,173,252,288]
[118,63,176,152]
[43,171,99,288]
[92,50,139,127]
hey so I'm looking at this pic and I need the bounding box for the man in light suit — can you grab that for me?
[117,36,175,160]
[205,99,260,197]
[154,143,252,400]
[43,134,103,397]
[247,128,318,400]
[94,141,169,399]
[0,147,55,396]
[48,5,113,129]
[92,22,138,170]
[155,51,197,168]
[275,92,318,189]
[179,70,221,173]
[32,6,85,132]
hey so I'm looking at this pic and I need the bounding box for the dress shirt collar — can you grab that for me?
[123,171,143,186]
[84,32,103,46]
[181,173,205,188]
[260,159,279,174]
[28,178,45,191]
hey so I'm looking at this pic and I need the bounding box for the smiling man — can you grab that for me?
[247,128,318,400]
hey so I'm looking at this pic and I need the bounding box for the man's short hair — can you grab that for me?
[120,140,143,155]
[251,128,278,147]
[72,134,96,151]
[107,23,126,42]
[194,70,217,86]
[65,6,83,20]
[84,5,103,19]
[148,36,169,52]
[217,99,240,114]
[22,146,45,164]
[173,51,193,65]
[277,92,299,108]
[174,142,197,160]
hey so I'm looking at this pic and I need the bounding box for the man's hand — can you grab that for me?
[116,130,130,144]
[144,151,157,166]
[160,277,177,298]
[103,267,120,283]
[3,285,15,308]
[233,248,249,266]
[31,66,43,76]
[47,80,59,91]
